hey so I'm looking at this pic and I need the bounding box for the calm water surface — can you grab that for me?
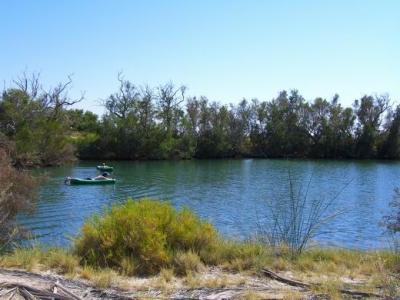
[19,159,400,249]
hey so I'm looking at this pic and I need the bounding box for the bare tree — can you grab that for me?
[137,85,155,133]
[186,97,201,135]
[41,75,84,119]
[157,82,186,134]
[13,72,41,99]
[12,72,84,119]
[105,72,140,119]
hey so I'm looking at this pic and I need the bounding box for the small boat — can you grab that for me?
[96,165,114,172]
[65,177,116,185]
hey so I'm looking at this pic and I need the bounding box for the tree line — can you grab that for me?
[76,75,400,160]
[1,73,400,167]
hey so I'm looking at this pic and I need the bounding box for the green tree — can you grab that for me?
[379,105,400,159]
[0,74,81,166]
[353,95,390,158]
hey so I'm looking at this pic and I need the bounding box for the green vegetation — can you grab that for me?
[85,79,400,160]
[0,73,399,295]
[0,74,81,167]
[75,198,218,275]
[1,73,400,163]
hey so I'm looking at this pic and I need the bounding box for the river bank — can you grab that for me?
[0,246,398,299]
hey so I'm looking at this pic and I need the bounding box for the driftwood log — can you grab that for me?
[262,268,387,299]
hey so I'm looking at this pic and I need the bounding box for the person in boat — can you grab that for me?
[94,172,110,180]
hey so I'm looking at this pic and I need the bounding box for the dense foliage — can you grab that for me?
[1,73,400,161]
[78,77,400,160]
[74,198,218,275]
[0,74,82,167]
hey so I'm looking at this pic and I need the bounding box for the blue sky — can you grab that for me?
[0,0,399,115]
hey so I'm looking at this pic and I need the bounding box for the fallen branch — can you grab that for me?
[0,282,72,299]
[262,268,384,298]
[53,282,84,300]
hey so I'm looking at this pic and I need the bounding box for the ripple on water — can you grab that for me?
[17,159,400,249]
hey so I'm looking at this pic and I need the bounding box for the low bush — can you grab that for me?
[74,198,218,275]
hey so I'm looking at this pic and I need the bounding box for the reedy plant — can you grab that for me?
[258,170,351,257]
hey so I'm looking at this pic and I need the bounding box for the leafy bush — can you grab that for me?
[74,198,218,276]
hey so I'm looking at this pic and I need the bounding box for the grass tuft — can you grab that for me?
[173,250,204,276]
[0,247,42,271]
[44,248,79,274]
[90,268,116,288]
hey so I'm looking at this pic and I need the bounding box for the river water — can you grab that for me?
[19,159,400,249]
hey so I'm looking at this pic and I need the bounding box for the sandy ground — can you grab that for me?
[0,267,384,299]
[0,267,318,299]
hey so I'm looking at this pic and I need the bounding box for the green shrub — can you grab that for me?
[74,198,218,276]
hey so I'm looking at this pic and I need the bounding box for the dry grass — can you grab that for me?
[282,290,304,300]
[241,290,264,300]
[173,250,204,276]
[159,268,174,282]
[0,247,118,288]
[291,248,398,279]
[44,248,79,274]
[201,239,272,272]
[310,277,343,300]
[89,269,116,288]
[0,247,80,274]
[120,256,136,276]
[0,247,42,271]
[0,244,399,298]
[202,274,228,288]
[76,265,116,288]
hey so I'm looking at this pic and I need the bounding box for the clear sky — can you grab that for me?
[0,0,399,115]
